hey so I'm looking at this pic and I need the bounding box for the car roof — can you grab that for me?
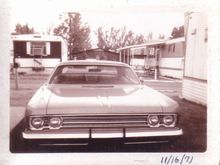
[58,59,130,67]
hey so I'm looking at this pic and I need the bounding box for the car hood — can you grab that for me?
[37,85,178,115]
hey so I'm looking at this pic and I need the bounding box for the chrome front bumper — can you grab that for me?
[23,127,183,140]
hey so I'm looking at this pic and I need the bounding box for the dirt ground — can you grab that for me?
[10,73,207,152]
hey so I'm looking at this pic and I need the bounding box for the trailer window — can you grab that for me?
[30,42,46,56]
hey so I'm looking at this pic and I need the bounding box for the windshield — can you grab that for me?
[49,65,140,85]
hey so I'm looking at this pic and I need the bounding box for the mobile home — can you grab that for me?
[117,40,165,76]
[117,39,185,79]
[12,34,68,73]
[182,12,208,105]
[159,37,185,79]
[72,48,119,61]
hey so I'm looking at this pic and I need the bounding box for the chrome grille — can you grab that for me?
[28,114,177,130]
[61,115,148,128]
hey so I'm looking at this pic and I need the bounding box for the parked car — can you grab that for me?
[22,60,183,146]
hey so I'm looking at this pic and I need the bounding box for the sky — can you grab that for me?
[8,0,187,46]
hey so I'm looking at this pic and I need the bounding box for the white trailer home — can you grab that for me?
[159,37,185,79]
[12,34,68,73]
[117,39,185,79]
[129,46,158,70]
[117,40,165,76]
[182,12,208,105]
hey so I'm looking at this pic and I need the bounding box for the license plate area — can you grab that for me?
[91,128,124,138]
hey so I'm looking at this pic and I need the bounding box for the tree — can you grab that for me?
[96,26,147,51]
[13,23,35,34]
[179,26,184,37]
[147,32,153,40]
[158,34,165,39]
[53,12,91,58]
[45,24,54,35]
[171,25,184,38]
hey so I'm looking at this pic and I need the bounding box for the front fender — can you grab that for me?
[26,85,53,116]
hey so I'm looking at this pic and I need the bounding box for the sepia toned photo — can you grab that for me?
[9,10,207,154]
[1,0,220,165]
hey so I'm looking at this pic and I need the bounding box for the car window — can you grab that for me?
[49,65,140,85]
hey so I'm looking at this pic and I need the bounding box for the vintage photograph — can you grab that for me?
[8,0,208,154]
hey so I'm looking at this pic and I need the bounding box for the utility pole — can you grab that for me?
[13,54,19,89]
[68,12,79,60]
[154,47,160,80]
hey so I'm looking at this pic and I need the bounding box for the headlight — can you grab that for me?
[162,115,175,126]
[49,117,62,129]
[148,115,159,126]
[31,117,44,129]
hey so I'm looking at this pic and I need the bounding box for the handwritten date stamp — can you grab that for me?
[161,154,193,165]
